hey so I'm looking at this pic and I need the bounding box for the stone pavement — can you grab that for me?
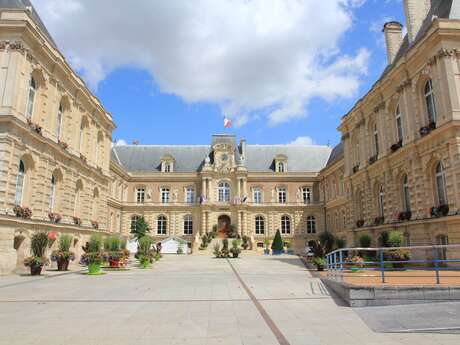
[0,255,459,345]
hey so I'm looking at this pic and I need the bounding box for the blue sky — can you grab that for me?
[34,0,405,147]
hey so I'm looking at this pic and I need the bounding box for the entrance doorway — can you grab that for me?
[217,215,231,238]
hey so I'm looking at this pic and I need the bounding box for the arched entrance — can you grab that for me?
[217,215,231,238]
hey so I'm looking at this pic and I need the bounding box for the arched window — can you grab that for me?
[302,187,311,204]
[378,185,385,217]
[56,103,63,139]
[183,215,193,235]
[186,186,195,204]
[373,123,379,155]
[281,215,290,234]
[307,216,316,234]
[130,215,140,231]
[395,105,403,143]
[402,175,411,212]
[79,120,85,153]
[25,77,36,119]
[15,160,25,205]
[74,180,83,216]
[277,162,285,173]
[255,215,265,235]
[435,162,447,206]
[49,175,57,212]
[218,182,230,202]
[161,187,170,204]
[157,215,167,235]
[424,79,437,124]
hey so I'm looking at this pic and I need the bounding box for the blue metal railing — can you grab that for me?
[325,244,460,284]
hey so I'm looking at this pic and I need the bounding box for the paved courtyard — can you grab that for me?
[0,255,459,345]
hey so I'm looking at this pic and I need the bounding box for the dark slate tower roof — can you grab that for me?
[324,142,343,168]
[0,0,56,46]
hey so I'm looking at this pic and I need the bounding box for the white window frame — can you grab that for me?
[424,79,437,124]
[157,215,167,235]
[136,187,145,204]
[281,215,291,234]
[15,160,25,205]
[253,188,262,204]
[161,187,170,204]
[25,77,36,119]
[395,105,403,143]
[255,215,265,235]
[402,175,411,212]
[435,162,447,206]
[277,161,285,173]
[186,186,195,204]
[302,187,311,204]
[49,175,56,212]
[278,187,287,204]
[373,123,379,155]
[218,181,230,203]
[183,215,193,235]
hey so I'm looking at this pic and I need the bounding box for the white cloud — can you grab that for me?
[288,136,315,146]
[33,0,370,126]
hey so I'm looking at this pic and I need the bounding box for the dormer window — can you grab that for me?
[274,154,288,173]
[161,155,175,173]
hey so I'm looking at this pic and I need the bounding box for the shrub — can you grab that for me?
[335,238,346,249]
[221,239,230,257]
[137,236,154,266]
[230,239,241,258]
[359,234,372,248]
[388,230,404,247]
[378,231,390,247]
[242,235,250,250]
[31,232,49,258]
[319,232,335,253]
[213,243,221,258]
[88,234,103,253]
[228,224,238,238]
[271,230,284,251]
[58,234,73,252]
[51,234,75,263]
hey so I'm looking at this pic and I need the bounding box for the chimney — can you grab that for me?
[383,22,403,64]
[403,0,431,43]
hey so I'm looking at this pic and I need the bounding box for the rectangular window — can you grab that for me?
[302,187,311,204]
[136,188,145,204]
[253,188,262,204]
[161,188,170,204]
[186,187,195,204]
[278,188,286,204]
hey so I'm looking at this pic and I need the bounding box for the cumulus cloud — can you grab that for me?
[112,139,127,147]
[32,0,370,126]
[288,136,315,146]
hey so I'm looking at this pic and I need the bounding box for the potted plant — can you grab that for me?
[51,234,74,271]
[312,257,326,271]
[285,241,294,255]
[137,236,154,268]
[72,216,82,225]
[105,234,124,268]
[386,230,410,269]
[241,235,250,250]
[13,205,32,219]
[263,238,270,255]
[221,239,230,258]
[24,232,49,275]
[91,220,99,229]
[271,230,284,255]
[85,234,103,275]
[213,243,221,258]
[230,239,241,258]
[48,212,62,223]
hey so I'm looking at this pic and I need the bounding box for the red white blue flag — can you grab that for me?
[223,117,232,128]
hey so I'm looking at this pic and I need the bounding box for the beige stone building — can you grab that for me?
[109,135,330,252]
[322,0,460,250]
[1,0,460,274]
[0,1,115,274]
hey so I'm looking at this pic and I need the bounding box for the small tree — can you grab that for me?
[271,230,284,251]
[319,231,335,253]
[359,234,372,248]
[388,230,404,247]
[378,231,390,247]
[131,216,150,240]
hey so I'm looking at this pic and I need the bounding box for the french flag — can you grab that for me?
[223,117,232,128]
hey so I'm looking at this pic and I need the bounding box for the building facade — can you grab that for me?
[322,0,460,250]
[0,0,460,274]
[109,135,330,252]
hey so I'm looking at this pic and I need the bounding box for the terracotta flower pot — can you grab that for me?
[57,258,70,271]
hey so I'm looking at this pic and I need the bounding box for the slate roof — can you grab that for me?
[112,143,332,173]
[324,142,344,168]
[0,0,57,47]
[344,0,460,119]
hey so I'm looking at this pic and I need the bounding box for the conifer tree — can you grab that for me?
[271,229,284,251]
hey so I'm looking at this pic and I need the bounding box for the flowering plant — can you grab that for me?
[13,205,32,219]
[91,220,99,229]
[349,255,365,268]
[72,216,82,225]
[48,212,62,223]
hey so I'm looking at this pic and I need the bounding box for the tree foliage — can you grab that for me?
[271,230,284,251]
[131,216,150,240]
